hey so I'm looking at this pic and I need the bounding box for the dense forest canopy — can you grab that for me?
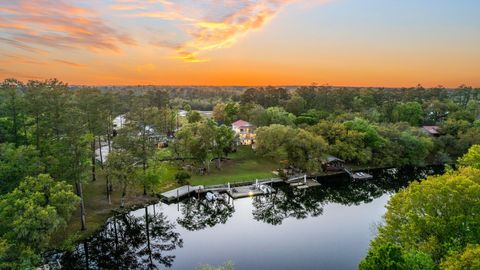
[1,78,480,268]
[359,146,480,270]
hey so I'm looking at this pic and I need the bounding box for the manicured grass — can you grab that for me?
[189,146,278,186]
[52,148,276,247]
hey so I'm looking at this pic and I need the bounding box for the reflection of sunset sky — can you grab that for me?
[0,0,479,86]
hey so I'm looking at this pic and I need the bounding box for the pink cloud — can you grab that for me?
[0,0,135,52]
[129,0,298,62]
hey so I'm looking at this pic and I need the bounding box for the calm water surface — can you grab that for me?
[54,166,444,270]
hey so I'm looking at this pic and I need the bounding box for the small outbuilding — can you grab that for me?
[322,156,345,172]
[421,126,441,137]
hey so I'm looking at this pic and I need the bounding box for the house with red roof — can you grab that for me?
[232,120,256,145]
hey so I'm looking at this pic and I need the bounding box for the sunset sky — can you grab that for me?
[0,0,479,87]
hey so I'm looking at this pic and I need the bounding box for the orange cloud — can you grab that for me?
[0,54,48,65]
[129,0,295,62]
[54,59,87,68]
[0,37,46,53]
[0,0,135,52]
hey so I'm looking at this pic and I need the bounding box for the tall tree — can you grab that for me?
[107,150,137,208]
[212,125,235,169]
[25,80,47,151]
[59,102,92,231]
[286,129,327,173]
[392,102,424,126]
[77,88,104,182]
[0,174,79,268]
[0,79,26,146]
[116,98,158,195]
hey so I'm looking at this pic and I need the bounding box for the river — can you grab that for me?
[49,166,444,270]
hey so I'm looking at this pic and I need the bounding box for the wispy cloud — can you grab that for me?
[127,0,297,62]
[0,0,135,52]
[0,37,46,53]
[0,0,327,65]
[54,59,87,68]
[0,54,48,65]
[0,53,86,68]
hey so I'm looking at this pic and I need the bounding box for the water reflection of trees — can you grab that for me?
[60,208,183,269]
[177,197,235,231]
[252,189,324,225]
[253,166,445,225]
[55,166,445,268]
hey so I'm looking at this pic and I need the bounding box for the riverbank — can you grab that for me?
[51,145,446,249]
[50,147,273,247]
[50,176,177,248]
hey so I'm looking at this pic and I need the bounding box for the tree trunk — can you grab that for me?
[106,174,111,204]
[142,122,147,196]
[121,182,126,208]
[143,162,147,196]
[76,181,87,231]
[98,136,104,166]
[107,126,112,153]
[91,139,96,182]
[217,154,222,169]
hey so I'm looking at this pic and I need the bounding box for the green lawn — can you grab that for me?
[53,147,276,247]
[189,146,278,186]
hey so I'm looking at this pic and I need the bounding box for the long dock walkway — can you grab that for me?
[160,174,312,202]
[197,177,283,194]
[160,185,203,202]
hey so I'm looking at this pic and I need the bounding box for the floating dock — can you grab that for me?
[351,172,373,180]
[160,185,203,202]
[290,179,321,189]
[344,168,373,180]
[286,174,321,189]
[226,185,276,199]
[161,175,307,202]
[196,178,283,194]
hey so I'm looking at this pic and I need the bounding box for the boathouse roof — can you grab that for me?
[323,155,345,163]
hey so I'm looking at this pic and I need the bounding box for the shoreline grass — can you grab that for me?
[51,146,275,248]
[190,146,277,186]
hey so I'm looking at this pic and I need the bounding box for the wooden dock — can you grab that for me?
[344,168,373,180]
[226,185,276,199]
[351,172,373,180]
[290,179,321,189]
[196,178,283,194]
[160,185,203,202]
[286,174,308,184]
[160,175,308,202]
